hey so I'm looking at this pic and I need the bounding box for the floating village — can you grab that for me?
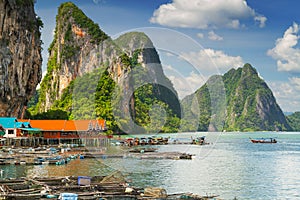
[0,117,219,200]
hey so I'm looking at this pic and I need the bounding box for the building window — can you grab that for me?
[8,130,14,134]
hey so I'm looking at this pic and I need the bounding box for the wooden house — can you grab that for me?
[0,117,40,138]
[18,119,107,145]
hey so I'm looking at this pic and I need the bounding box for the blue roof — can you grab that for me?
[20,128,41,132]
[15,121,31,128]
[0,118,39,132]
[0,117,18,128]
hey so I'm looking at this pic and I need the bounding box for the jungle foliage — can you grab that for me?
[286,112,300,131]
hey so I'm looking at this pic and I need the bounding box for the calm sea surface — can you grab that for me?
[1,132,300,200]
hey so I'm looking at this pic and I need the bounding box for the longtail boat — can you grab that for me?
[250,138,277,143]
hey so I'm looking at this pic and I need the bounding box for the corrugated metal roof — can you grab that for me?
[18,119,106,131]
[0,117,17,128]
[20,128,40,131]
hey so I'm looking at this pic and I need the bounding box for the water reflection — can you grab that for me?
[0,165,28,179]
[1,132,300,200]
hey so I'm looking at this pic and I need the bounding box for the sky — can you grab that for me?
[34,0,300,113]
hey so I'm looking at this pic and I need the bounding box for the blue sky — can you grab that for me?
[35,0,300,112]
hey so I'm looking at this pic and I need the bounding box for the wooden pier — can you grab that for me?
[0,144,194,166]
[1,137,110,147]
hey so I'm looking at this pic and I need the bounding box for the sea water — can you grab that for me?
[1,132,300,200]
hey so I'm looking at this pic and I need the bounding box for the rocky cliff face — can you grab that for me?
[35,2,180,133]
[223,64,291,131]
[37,2,111,111]
[114,32,181,120]
[182,64,291,131]
[0,0,42,117]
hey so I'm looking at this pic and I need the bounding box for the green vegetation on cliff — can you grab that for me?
[29,2,291,133]
[35,1,110,114]
[286,112,300,131]
[28,2,181,134]
[57,2,108,45]
[127,65,180,133]
[222,64,290,131]
[94,70,117,131]
[182,63,291,132]
[28,64,180,133]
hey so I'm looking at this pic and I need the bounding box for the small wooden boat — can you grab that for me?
[250,138,277,143]
[191,136,209,145]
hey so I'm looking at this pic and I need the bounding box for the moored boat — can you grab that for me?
[250,138,277,143]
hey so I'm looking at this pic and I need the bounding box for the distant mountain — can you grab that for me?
[286,112,300,131]
[26,2,292,133]
[28,2,180,134]
[182,63,292,132]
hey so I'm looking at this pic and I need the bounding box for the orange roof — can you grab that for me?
[18,119,105,132]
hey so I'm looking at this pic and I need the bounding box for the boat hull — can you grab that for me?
[250,139,277,143]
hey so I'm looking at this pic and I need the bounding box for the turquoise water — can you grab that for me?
[1,132,300,200]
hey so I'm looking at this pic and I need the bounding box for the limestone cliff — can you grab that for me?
[36,2,112,112]
[114,32,181,121]
[222,64,291,131]
[34,2,180,133]
[0,0,42,117]
[182,64,291,131]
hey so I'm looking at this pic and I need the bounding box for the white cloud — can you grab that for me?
[180,49,244,73]
[93,0,105,4]
[163,65,207,98]
[150,0,266,29]
[267,23,300,72]
[185,71,207,91]
[254,15,267,28]
[208,31,223,41]
[165,52,175,57]
[289,77,300,90]
[269,78,300,112]
[163,64,174,71]
[197,33,204,39]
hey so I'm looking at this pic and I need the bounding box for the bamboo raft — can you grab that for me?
[125,152,194,160]
[0,148,193,166]
[0,152,80,166]
[0,172,220,200]
[82,151,194,160]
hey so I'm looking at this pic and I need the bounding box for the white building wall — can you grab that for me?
[3,129,17,138]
